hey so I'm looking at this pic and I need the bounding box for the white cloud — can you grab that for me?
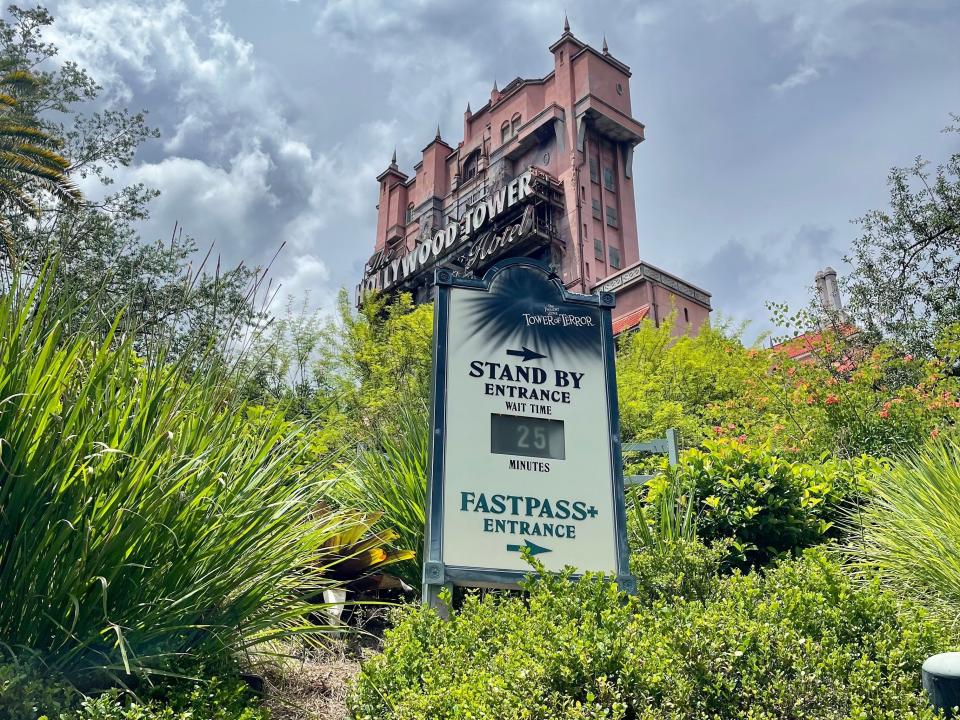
[711,0,918,93]
[771,64,820,93]
[39,0,399,313]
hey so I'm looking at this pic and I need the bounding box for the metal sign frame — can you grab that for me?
[422,257,634,609]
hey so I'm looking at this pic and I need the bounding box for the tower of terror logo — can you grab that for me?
[360,170,536,295]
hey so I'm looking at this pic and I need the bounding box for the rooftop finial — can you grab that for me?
[390,148,397,166]
[563,12,570,33]
[602,34,608,53]
[466,101,471,114]
[435,124,441,140]
[492,77,498,92]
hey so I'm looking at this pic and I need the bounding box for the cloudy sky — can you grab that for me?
[31,0,960,340]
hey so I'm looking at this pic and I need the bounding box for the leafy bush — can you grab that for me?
[0,657,76,720]
[625,476,729,603]
[643,440,877,567]
[847,439,960,618]
[62,677,269,720]
[332,404,428,587]
[628,537,730,603]
[0,276,354,683]
[350,552,948,719]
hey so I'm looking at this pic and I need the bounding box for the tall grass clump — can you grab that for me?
[846,439,960,619]
[332,403,427,587]
[0,274,351,685]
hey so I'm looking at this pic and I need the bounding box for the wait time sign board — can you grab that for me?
[423,258,633,600]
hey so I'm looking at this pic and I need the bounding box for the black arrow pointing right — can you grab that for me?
[506,346,547,362]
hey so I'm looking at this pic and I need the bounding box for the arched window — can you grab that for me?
[405,202,414,223]
[511,113,521,136]
[463,151,479,181]
[500,122,510,145]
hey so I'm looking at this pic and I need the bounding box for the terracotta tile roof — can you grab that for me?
[771,324,859,360]
[612,304,650,335]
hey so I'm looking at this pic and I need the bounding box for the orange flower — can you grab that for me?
[737,434,747,443]
[825,394,839,406]
[879,410,889,419]
[931,428,941,438]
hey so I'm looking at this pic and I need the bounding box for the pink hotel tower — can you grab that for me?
[360,18,711,336]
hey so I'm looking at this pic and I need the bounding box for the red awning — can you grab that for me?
[611,304,650,335]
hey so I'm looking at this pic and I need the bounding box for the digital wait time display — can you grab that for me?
[490,414,566,460]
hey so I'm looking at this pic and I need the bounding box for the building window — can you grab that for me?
[585,262,590,279]
[500,122,510,145]
[463,152,479,181]
[684,307,690,323]
[605,205,618,228]
[594,238,603,261]
[603,166,616,192]
[405,203,414,223]
[608,246,621,269]
[580,185,585,200]
[511,113,521,136]
[591,198,601,220]
[589,157,599,184]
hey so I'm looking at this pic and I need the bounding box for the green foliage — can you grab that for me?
[615,310,960,461]
[628,538,730,604]
[625,476,697,552]
[0,657,76,720]
[62,677,268,720]
[846,439,960,619]
[0,56,80,247]
[331,404,428,587]
[0,6,265,359]
[644,440,878,567]
[350,551,947,719]
[0,272,353,684]
[843,115,960,355]
[314,290,433,446]
[756,337,960,458]
[615,316,768,447]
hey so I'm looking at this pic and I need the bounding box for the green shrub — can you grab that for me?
[0,657,76,720]
[61,676,268,719]
[646,439,877,567]
[331,403,428,587]
[846,439,960,618]
[625,470,731,603]
[350,551,948,719]
[0,275,353,683]
[628,537,730,603]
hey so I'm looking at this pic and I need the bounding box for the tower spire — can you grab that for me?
[435,124,441,140]
[390,148,397,166]
[602,34,609,54]
[563,12,570,33]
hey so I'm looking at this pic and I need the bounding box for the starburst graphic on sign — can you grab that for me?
[459,263,602,360]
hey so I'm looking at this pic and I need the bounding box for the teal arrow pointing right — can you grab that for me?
[506,539,552,556]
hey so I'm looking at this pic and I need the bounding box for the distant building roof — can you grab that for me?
[771,324,859,361]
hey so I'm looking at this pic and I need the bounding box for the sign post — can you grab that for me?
[423,258,633,610]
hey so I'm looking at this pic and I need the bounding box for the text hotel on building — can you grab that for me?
[359,18,711,336]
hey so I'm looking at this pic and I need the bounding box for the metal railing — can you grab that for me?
[622,428,678,486]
